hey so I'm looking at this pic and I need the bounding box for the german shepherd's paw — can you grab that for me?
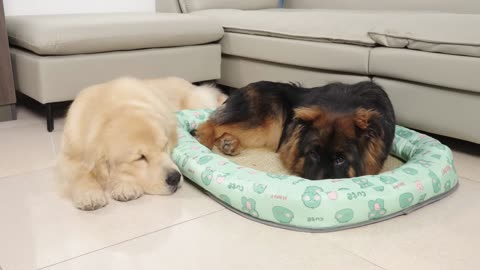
[216,133,241,156]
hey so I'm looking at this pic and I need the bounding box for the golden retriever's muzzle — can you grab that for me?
[166,170,182,192]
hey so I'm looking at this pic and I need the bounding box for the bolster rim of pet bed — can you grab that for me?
[172,109,459,232]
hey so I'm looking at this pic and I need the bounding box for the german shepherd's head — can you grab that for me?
[279,106,388,180]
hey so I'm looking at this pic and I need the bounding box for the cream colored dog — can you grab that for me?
[58,77,226,210]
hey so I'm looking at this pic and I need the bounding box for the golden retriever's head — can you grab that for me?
[92,112,182,195]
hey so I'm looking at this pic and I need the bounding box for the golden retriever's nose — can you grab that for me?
[166,171,181,186]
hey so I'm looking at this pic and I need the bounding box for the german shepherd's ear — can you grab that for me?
[355,108,383,138]
[294,106,325,122]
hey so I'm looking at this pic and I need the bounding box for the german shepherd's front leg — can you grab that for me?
[193,120,242,156]
[194,118,283,156]
[215,133,242,156]
[193,82,287,155]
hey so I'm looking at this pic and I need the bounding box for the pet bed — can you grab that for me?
[172,109,459,232]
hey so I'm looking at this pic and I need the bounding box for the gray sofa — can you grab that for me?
[6,13,223,131]
[6,0,480,145]
[161,0,480,144]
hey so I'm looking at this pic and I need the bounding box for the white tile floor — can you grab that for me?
[0,105,479,270]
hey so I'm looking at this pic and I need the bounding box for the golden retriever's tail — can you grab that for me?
[183,84,228,110]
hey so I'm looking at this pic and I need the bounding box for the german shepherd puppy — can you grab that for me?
[193,81,395,180]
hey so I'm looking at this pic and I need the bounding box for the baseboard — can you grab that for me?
[0,104,16,122]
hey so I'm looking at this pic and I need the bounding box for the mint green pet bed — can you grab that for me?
[172,109,458,232]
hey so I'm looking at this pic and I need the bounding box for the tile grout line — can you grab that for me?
[320,237,388,270]
[37,208,226,270]
[459,176,480,183]
[0,120,44,130]
[0,165,56,181]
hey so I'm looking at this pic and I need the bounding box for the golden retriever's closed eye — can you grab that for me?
[58,77,225,211]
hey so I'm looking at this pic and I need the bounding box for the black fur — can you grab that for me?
[206,80,396,179]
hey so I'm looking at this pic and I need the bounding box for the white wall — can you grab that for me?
[4,0,156,16]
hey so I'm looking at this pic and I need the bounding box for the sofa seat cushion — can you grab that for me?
[6,13,224,55]
[221,32,370,74]
[370,47,480,93]
[194,9,480,57]
[192,9,378,46]
[368,13,480,57]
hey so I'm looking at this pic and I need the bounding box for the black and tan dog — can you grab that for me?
[193,81,396,180]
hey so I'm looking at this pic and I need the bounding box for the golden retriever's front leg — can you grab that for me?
[70,173,108,211]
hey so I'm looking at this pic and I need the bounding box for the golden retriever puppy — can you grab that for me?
[59,77,226,211]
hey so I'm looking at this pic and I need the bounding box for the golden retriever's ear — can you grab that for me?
[84,150,110,180]
[168,127,178,153]
[92,156,110,180]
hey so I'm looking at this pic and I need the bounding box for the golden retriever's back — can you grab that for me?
[62,78,173,154]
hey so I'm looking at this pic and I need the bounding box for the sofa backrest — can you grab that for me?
[177,0,279,13]
[156,0,182,13]
[283,0,480,14]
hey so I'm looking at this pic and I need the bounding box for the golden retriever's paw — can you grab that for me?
[111,182,144,202]
[72,189,108,211]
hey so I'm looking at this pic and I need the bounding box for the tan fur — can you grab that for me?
[294,106,325,123]
[278,126,304,175]
[196,117,283,156]
[347,167,356,178]
[355,108,385,175]
[363,138,385,175]
[58,77,226,211]
[355,108,380,130]
[292,107,386,177]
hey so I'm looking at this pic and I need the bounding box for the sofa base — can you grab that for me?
[9,44,221,131]
[10,44,221,104]
[219,55,479,144]
[374,78,480,144]
[0,104,16,122]
[219,55,369,88]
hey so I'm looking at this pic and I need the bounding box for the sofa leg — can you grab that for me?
[46,103,54,132]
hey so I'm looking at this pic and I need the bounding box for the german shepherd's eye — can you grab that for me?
[135,154,148,163]
[308,150,319,160]
[334,155,345,166]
